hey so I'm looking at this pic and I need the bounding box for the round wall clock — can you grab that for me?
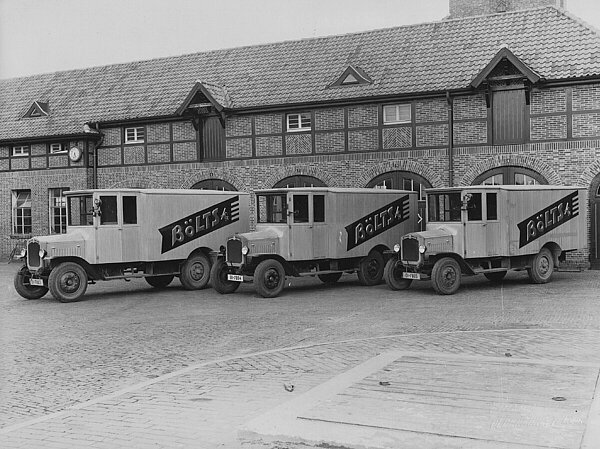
[68,146,82,162]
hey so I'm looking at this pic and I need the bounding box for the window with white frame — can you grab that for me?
[12,190,32,235]
[12,145,29,156]
[125,126,145,143]
[383,104,411,124]
[286,113,311,132]
[49,188,69,234]
[49,143,66,154]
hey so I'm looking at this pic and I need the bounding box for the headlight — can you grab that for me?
[38,249,47,258]
[419,245,426,254]
[393,244,400,253]
[241,246,249,255]
[19,248,27,257]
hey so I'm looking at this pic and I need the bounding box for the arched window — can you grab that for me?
[473,166,547,186]
[192,179,237,191]
[274,175,326,188]
[367,171,432,230]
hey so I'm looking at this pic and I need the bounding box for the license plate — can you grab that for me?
[227,274,243,282]
[30,278,44,286]
[402,272,420,280]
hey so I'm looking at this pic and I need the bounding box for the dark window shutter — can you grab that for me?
[492,89,525,144]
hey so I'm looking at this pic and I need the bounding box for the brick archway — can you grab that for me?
[262,165,332,189]
[583,164,600,268]
[181,172,245,191]
[459,154,561,186]
[359,160,443,188]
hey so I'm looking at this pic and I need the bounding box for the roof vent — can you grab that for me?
[23,101,49,118]
[329,66,372,88]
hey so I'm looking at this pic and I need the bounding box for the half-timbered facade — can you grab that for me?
[2,0,600,267]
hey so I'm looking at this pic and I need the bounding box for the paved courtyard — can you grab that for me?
[0,261,599,448]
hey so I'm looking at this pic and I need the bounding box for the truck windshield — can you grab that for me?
[67,195,94,226]
[428,193,462,222]
[257,194,288,223]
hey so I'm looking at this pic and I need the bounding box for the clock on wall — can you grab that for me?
[68,146,82,162]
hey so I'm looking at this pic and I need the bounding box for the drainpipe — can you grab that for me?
[446,90,454,187]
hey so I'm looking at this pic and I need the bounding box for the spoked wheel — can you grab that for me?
[14,265,48,299]
[528,248,554,284]
[383,258,413,291]
[357,250,385,286]
[180,253,211,290]
[431,257,461,295]
[254,259,285,298]
[48,262,88,303]
[210,259,241,294]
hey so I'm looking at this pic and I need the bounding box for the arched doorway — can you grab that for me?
[274,175,326,188]
[192,179,236,191]
[590,175,600,268]
[473,166,547,185]
[366,171,432,230]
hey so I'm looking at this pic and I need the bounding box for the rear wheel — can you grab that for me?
[383,258,413,291]
[357,250,385,286]
[254,259,285,298]
[431,257,461,295]
[48,262,88,303]
[180,253,210,290]
[210,259,241,294]
[528,248,554,284]
[484,271,507,282]
[318,272,343,284]
[145,275,174,289]
[14,266,48,299]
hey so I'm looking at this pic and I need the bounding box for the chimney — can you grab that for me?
[447,0,566,19]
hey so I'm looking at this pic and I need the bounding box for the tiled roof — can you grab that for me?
[2,6,600,141]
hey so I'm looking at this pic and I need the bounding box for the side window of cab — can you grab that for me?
[99,196,118,225]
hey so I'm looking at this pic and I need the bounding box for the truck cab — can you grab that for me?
[384,186,587,295]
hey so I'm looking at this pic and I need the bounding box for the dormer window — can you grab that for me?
[125,126,145,144]
[329,66,372,88]
[23,101,49,118]
[287,113,311,132]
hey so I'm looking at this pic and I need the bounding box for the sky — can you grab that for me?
[0,0,599,79]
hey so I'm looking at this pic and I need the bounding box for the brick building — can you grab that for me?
[2,0,600,267]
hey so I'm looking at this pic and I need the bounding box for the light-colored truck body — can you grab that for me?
[14,189,249,302]
[211,187,419,297]
[384,185,587,294]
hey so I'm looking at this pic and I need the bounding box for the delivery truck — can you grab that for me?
[211,187,419,297]
[384,185,587,295]
[14,189,249,302]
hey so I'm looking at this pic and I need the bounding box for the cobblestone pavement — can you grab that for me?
[1,262,599,448]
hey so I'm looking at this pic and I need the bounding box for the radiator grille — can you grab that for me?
[27,241,41,270]
[226,239,243,264]
[401,238,420,262]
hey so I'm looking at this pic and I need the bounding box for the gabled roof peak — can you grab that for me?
[470,47,541,88]
[22,100,49,118]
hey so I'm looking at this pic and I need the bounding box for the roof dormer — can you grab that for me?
[23,101,50,118]
[329,65,373,88]
[471,47,541,89]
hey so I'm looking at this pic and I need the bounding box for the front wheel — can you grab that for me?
[357,250,385,286]
[431,257,461,295]
[145,275,174,289]
[210,260,241,294]
[528,248,554,284]
[383,259,413,291]
[180,253,211,290]
[254,259,285,298]
[14,266,48,299]
[48,262,88,302]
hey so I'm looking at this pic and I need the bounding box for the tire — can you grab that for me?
[210,259,241,294]
[180,253,211,290]
[254,259,285,298]
[318,272,343,284]
[145,274,174,289]
[484,271,507,282]
[48,262,88,303]
[383,258,413,291]
[357,250,385,286]
[14,265,48,300]
[431,257,461,295]
[528,248,554,284]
